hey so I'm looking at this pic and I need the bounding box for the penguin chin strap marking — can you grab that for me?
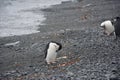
[54,45,59,50]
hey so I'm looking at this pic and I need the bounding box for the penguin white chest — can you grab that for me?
[46,48,57,63]
[105,21,115,35]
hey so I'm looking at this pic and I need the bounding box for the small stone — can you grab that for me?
[35,69,40,72]
[109,77,119,80]
[59,30,65,33]
[75,77,81,80]
[112,69,117,74]
[111,61,117,64]
[16,73,21,77]
[67,71,74,76]
[109,74,118,80]
[29,65,33,67]
[6,72,11,75]
[21,72,28,76]
[10,70,16,73]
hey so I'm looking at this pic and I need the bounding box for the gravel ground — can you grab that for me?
[0,0,120,80]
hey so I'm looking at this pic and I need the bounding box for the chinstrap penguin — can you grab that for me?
[100,17,120,39]
[45,41,62,64]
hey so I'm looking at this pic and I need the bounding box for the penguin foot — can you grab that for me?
[46,61,56,64]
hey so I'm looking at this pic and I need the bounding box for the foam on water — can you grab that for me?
[0,0,71,37]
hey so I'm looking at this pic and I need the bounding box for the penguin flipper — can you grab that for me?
[44,42,50,58]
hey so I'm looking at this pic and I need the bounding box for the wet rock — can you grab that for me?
[34,69,40,73]
[112,70,118,74]
[4,41,20,47]
[16,73,21,77]
[67,71,74,77]
[20,71,28,76]
[111,61,117,64]
[29,65,33,68]
[31,43,39,48]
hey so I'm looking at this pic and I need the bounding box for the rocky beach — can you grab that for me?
[0,0,120,80]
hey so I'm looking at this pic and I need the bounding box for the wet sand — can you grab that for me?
[0,0,120,80]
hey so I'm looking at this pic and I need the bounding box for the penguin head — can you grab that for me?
[113,17,120,22]
[100,21,106,29]
[49,41,62,52]
[100,20,115,35]
[100,20,112,28]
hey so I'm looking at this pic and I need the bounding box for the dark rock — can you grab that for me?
[109,78,119,80]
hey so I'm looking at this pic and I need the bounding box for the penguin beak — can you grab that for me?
[100,26,107,35]
[100,21,106,29]
[100,25,105,30]
[54,45,59,50]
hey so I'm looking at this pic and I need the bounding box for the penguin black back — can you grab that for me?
[44,42,50,58]
[114,17,120,36]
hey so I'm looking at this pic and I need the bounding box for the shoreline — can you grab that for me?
[0,0,120,80]
[0,0,72,38]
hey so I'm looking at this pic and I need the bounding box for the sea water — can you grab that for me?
[0,0,72,37]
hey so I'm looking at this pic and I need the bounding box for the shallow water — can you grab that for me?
[0,0,71,37]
